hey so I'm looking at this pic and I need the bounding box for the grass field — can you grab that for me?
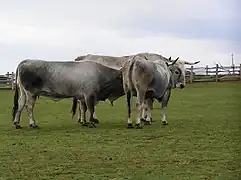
[0,82,240,180]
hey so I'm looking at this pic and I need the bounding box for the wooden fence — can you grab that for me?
[186,64,241,83]
[0,72,15,90]
[0,64,240,90]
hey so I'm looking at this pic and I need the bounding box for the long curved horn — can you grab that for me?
[184,60,200,65]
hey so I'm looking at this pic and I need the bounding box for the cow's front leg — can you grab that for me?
[25,93,38,128]
[140,100,148,123]
[161,106,168,125]
[92,112,99,124]
[79,101,99,124]
[78,101,87,124]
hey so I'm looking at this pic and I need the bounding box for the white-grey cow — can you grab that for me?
[122,56,185,128]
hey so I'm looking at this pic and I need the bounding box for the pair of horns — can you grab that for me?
[166,57,179,66]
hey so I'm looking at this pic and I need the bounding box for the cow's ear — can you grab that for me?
[168,56,172,61]
[144,56,148,60]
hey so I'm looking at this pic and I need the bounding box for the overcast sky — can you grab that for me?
[0,0,240,74]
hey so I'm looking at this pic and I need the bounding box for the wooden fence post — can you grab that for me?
[205,65,208,76]
[6,72,10,84]
[240,64,241,81]
[11,72,15,90]
[215,64,219,82]
[190,66,193,83]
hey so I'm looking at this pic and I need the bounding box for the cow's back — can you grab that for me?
[75,54,128,70]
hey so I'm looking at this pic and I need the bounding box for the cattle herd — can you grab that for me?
[12,52,200,129]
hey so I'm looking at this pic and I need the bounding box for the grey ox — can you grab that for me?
[122,55,185,128]
[73,52,199,123]
[12,59,124,129]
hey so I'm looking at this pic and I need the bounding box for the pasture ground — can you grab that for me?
[0,82,240,180]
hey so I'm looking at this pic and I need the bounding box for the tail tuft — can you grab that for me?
[12,84,19,121]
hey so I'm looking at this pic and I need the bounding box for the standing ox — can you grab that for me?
[12,59,124,129]
[72,54,130,123]
[122,56,185,128]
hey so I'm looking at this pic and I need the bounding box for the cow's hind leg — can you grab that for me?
[25,92,38,128]
[84,96,96,128]
[135,90,145,129]
[126,91,133,128]
[160,89,171,125]
[13,86,26,129]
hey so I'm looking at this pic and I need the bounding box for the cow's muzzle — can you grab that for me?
[175,83,185,89]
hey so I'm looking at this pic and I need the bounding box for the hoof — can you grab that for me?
[15,124,22,129]
[144,120,151,125]
[88,122,96,128]
[127,123,134,129]
[78,120,86,124]
[82,122,89,127]
[162,121,168,125]
[13,122,22,129]
[135,123,142,129]
[29,124,39,129]
[140,118,146,123]
[90,118,99,124]
[78,120,83,124]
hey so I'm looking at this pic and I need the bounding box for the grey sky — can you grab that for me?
[0,0,240,74]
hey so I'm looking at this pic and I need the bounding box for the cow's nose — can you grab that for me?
[180,84,185,89]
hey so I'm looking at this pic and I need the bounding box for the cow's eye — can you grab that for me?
[175,71,179,74]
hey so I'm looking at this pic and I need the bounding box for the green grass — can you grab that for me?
[0,82,240,180]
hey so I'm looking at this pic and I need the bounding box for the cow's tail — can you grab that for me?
[12,67,19,121]
[71,98,78,119]
[127,56,137,91]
